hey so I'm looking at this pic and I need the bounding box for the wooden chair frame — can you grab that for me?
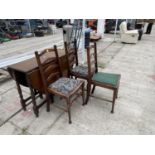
[35,45,85,123]
[65,41,98,104]
[86,46,121,113]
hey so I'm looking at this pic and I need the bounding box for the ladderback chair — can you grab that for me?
[35,45,85,124]
[86,46,121,113]
[65,41,97,104]
[35,47,62,112]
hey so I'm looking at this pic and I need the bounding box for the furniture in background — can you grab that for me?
[135,20,145,40]
[35,45,85,124]
[90,32,101,42]
[119,21,138,44]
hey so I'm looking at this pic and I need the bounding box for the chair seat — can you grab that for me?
[92,72,120,87]
[48,77,82,95]
[71,66,88,76]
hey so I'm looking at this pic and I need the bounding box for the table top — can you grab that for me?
[8,49,66,73]
[90,35,101,41]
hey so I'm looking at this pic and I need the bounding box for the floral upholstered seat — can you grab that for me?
[48,77,82,95]
[71,66,88,76]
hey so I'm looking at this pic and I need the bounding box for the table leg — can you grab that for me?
[30,87,39,117]
[27,77,39,117]
[12,71,26,111]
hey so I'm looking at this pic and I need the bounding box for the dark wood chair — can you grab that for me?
[64,41,97,104]
[86,45,121,113]
[35,45,85,124]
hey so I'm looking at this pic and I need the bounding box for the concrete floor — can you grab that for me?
[0,27,155,134]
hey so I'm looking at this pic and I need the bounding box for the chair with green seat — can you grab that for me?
[86,46,121,113]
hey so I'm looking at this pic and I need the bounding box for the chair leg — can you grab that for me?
[34,89,43,99]
[46,93,51,112]
[82,83,85,105]
[85,82,91,105]
[116,84,120,98]
[33,106,39,117]
[66,98,72,124]
[91,85,96,94]
[49,94,54,103]
[39,92,43,99]
[111,89,117,113]
[116,89,118,98]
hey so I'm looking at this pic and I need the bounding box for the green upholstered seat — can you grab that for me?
[92,72,120,86]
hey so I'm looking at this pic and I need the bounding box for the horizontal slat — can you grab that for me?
[47,72,60,84]
[44,64,59,78]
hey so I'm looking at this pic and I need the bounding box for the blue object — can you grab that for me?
[85,28,92,48]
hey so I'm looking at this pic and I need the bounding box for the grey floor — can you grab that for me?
[0,27,155,134]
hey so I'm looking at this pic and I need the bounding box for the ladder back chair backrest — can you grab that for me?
[86,42,98,78]
[64,39,78,74]
[35,45,62,92]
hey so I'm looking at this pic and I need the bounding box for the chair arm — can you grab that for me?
[126,30,138,35]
